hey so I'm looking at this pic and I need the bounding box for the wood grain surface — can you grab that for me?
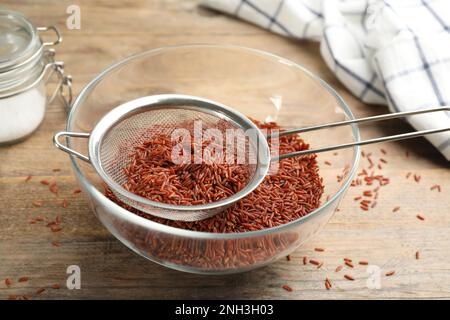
[0,0,449,300]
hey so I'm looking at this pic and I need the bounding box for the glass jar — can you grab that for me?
[0,10,71,145]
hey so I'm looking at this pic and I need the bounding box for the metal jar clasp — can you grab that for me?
[37,26,62,46]
[44,49,73,110]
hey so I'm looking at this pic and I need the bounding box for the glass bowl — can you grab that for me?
[66,44,360,274]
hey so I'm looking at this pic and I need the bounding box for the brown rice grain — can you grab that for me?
[344,274,354,281]
[282,284,293,292]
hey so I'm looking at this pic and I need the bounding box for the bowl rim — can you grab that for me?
[67,43,361,240]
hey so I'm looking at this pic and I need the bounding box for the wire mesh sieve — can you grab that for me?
[54,95,270,221]
[54,94,450,222]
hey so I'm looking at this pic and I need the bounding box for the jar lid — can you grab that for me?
[0,10,42,73]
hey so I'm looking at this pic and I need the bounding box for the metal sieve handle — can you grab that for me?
[269,106,450,161]
[53,131,90,162]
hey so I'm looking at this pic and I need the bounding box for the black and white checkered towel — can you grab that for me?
[202,0,450,160]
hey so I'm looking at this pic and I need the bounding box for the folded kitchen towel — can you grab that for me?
[201,0,450,160]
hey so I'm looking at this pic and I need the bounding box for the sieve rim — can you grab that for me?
[89,94,271,212]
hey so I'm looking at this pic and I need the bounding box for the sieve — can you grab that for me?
[54,94,450,222]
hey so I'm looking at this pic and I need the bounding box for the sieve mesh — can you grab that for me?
[98,106,260,221]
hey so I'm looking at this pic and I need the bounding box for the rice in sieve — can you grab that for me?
[54,94,450,222]
[54,94,270,221]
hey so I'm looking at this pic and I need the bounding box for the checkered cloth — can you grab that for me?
[201,0,450,160]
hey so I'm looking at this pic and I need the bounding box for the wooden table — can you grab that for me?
[1,0,449,300]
